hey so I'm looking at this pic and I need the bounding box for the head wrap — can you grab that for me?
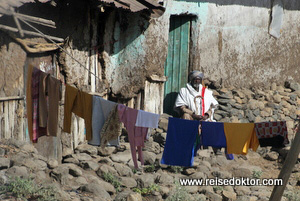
[188,70,204,83]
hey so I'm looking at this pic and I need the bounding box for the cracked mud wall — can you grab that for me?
[101,10,168,99]
[164,0,300,89]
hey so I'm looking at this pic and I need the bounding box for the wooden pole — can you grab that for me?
[0,24,64,42]
[269,123,300,201]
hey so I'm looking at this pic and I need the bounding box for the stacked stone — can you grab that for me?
[211,81,300,139]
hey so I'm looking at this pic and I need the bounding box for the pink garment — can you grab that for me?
[118,104,148,169]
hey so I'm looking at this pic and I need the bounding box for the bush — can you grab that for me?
[132,184,160,195]
[252,170,262,179]
[0,176,57,201]
[102,172,121,192]
[166,181,190,201]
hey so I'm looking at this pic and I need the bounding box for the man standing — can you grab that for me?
[174,70,218,121]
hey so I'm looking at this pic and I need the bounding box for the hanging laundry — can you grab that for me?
[26,64,34,142]
[38,71,61,137]
[224,123,259,155]
[135,110,160,128]
[99,98,119,146]
[63,84,93,141]
[100,104,122,148]
[118,104,148,169]
[89,96,105,146]
[201,121,227,147]
[201,121,234,160]
[254,121,289,147]
[31,67,47,142]
[161,117,199,167]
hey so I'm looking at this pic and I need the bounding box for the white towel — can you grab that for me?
[135,110,160,128]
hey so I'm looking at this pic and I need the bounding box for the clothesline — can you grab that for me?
[18,18,102,81]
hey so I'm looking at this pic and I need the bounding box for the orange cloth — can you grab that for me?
[63,84,93,141]
[224,123,259,155]
[26,64,34,141]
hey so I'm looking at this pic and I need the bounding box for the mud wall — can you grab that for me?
[163,0,300,88]
[101,10,169,99]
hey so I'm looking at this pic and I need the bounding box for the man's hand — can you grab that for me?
[192,113,210,121]
[192,114,204,120]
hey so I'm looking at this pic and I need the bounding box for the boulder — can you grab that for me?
[0,158,11,170]
[80,183,110,199]
[75,144,98,156]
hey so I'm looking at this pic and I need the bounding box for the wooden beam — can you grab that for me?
[0,24,64,42]
[0,96,25,102]
[269,123,300,201]
[15,13,56,28]
[10,8,24,37]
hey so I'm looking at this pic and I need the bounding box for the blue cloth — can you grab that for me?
[201,121,234,160]
[89,96,105,146]
[161,117,199,167]
[201,121,227,147]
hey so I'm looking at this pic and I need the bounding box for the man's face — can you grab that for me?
[192,77,202,88]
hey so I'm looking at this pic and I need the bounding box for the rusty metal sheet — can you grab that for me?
[99,0,165,17]
[0,0,51,14]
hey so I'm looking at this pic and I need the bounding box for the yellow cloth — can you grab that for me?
[224,123,259,155]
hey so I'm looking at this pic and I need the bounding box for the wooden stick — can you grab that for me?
[11,8,24,37]
[269,123,300,201]
[16,13,56,28]
[0,24,64,42]
[0,96,25,102]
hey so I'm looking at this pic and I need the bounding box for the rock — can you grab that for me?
[157,172,173,185]
[20,144,38,153]
[271,83,277,91]
[235,186,251,196]
[50,165,70,184]
[80,161,99,171]
[144,141,161,154]
[218,98,231,104]
[0,158,10,170]
[62,148,73,157]
[205,191,223,201]
[6,166,28,178]
[264,151,279,161]
[143,151,157,165]
[110,150,131,163]
[98,146,116,156]
[120,177,137,188]
[75,144,98,156]
[273,94,282,103]
[158,118,169,131]
[75,176,88,186]
[48,158,59,169]
[63,157,79,165]
[80,183,110,199]
[153,132,167,145]
[127,192,143,201]
[114,190,135,201]
[0,148,6,156]
[66,164,83,177]
[114,163,132,177]
[186,186,199,194]
[159,186,170,197]
[233,167,252,178]
[97,164,118,177]
[197,149,212,158]
[23,159,47,171]
[222,190,237,200]
[136,173,155,188]
[236,196,258,201]
[248,99,259,110]
[191,172,206,179]
[285,81,300,91]
[183,168,196,175]
[73,153,93,161]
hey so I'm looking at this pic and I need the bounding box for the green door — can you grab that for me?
[163,15,191,116]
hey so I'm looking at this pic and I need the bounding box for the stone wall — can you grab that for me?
[207,80,300,138]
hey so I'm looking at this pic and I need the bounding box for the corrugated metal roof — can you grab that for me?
[100,0,165,18]
[0,0,165,18]
[0,0,51,14]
